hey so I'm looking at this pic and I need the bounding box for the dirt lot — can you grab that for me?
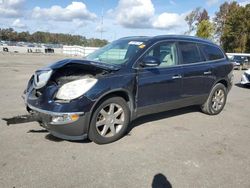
[0,54,249,188]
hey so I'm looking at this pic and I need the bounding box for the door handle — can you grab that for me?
[204,71,212,75]
[172,75,182,79]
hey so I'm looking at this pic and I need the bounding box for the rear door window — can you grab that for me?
[199,44,225,61]
[178,42,203,64]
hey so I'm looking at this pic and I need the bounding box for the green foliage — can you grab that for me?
[185,8,210,35]
[0,28,108,47]
[220,2,249,52]
[196,20,214,40]
[213,2,232,44]
[245,4,250,52]
[186,1,250,53]
[185,7,201,35]
[197,9,209,24]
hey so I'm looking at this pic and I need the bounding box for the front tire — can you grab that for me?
[201,83,227,115]
[88,96,130,144]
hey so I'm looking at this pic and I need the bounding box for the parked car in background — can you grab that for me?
[23,35,234,144]
[229,58,240,69]
[228,55,249,70]
[241,69,250,86]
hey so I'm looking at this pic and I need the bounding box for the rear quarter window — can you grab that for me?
[178,42,203,64]
[199,44,225,61]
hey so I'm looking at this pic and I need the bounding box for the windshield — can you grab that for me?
[85,39,146,65]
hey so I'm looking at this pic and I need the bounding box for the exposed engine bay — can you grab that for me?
[3,59,119,126]
[50,63,107,86]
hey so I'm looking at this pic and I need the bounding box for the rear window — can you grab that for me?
[178,42,202,64]
[199,44,224,61]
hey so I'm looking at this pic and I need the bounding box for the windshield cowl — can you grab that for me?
[88,61,121,70]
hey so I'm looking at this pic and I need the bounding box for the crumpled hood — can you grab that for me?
[31,59,120,90]
[47,59,121,71]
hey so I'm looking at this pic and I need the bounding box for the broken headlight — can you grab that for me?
[33,68,53,89]
[56,78,97,100]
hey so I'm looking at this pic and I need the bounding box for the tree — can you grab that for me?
[185,7,201,35]
[196,20,214,39]
[185,2,249,52]
[245,4,250,52]
[221,2,249,52]
[185,8,210,35]
[0,28,108,47]
[213,1,250,52]
[18,31,30,42]
[0,28,14,41]
[214,2,234,44]
[197,9,209,24]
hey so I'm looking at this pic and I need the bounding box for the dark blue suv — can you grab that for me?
[24,35,233,144]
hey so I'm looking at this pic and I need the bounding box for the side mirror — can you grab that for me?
[140,56,161,67]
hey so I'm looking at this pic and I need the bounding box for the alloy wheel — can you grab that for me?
[211,89,225,111]
[95,103,125,137]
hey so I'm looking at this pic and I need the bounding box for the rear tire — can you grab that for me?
[201,83,227,115]
[88,97,130,144]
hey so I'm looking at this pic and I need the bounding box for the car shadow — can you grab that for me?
[127,106,199,134]
[44,133,92,143]
[45,134,64,142]
[27,129,48,133]
[27,128,92,143]
[27,106,199,143]
[152,173,172,188]
[26,126,91,143]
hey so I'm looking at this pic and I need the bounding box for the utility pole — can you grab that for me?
[100,0,104,39]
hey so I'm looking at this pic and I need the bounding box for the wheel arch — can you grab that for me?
[215,79,229,92]
[203,78,229,105]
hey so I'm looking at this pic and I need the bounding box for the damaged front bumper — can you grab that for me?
[4,58,117,141]
[22,73,96,140]
[23,81,94,140]
[26,103,89,140]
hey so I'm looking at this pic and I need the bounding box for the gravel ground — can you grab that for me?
[0,54,249,188]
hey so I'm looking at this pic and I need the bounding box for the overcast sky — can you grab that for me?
[0,0,249,41]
